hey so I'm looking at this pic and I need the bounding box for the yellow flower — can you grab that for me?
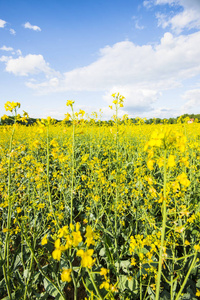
[16,207,22,214]
[100,281,110,290]
[66,100,75,107]
[58,226,69,238]
[100,268,109,277]
[184,240,190,246]
[2,228,11,233]
[1,114,9,120]
[61,268,72,282]
[177,173,190,187]
[77,249,94,268]
[4,101,21,112]
[85,225,95,247]
[46,116,52,124]
[72,231,82,247]
[147,159,154,171]
[194,244,200,252]
[41,234,48,245]
[167,155,176,168]
[65,235,73,249]
[131,257,137,266]
[196,289,200,297]
[52,239,65,261]
[52,249,62,261]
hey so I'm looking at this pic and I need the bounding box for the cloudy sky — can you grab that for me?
[1,0,200,120]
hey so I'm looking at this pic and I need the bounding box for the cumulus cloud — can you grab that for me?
[23,22,41,31]
[103,86,159,113]
[146,0,200,33]
[0,19,6,28]
[0,45,13,51]
[182,89,200,112]
[27,31,200,91]
[5,54,51,76]
[23,30,200,114]
[0,56,11,62]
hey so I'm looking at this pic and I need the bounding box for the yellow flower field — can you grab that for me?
[0,97,200,299]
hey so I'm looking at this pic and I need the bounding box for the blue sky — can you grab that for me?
[1,0,200,120]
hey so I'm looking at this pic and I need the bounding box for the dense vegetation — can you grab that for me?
[0,98,200,299]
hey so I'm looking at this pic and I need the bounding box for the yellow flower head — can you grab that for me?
[77,249,94,268]
[100,268,109,277]
[52,239,65,261]
[85,225,95,247]
[4,101,21,112]
[66,100,75,107]
[52,248,62,261]
[41,234,48,245]
[72,231,82,247]
[61,268,72,282]
[177,172,190,187]
[167,155,176,168]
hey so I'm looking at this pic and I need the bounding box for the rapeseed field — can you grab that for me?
[1,96,200,299]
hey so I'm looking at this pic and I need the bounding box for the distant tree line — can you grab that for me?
[142,114,200,125]
[0,113,200,126]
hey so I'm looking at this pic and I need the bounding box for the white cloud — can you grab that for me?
[10,28,16,35]
[23,22,41,31]
[148,0,200,33]
[28,31,200,90]
[182,89,200,112]
[0,56,11,62]
[0,19,6,28]
[103,86,159,113]
[23,31,200,114]
[0,46,13,51]
[132,16,145,30]
[5,54,51,76]
[16,49,22,56]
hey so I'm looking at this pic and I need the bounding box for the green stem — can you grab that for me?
[69,261,77,300]
[174,253,197,300]
[18,219,65,300]
[70,108,75,225]
[114,104,120,276]
[155,149,167,300]
[87,268,103,300]
[140,263,142,300]
[2,116,17,300]
[46,125,59,228]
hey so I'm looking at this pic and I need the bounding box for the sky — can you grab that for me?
[1,0,200,120]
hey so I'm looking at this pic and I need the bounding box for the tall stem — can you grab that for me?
[114,105,120,276]
[155,149,167,300]
[2,114,17,299]
[70,107,75,225]
[46,125,59,228]
[87,268,103,300]
[174,253,197,300]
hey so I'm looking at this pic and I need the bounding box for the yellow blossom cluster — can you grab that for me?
[4,101,21,112]
[50,223,97,270]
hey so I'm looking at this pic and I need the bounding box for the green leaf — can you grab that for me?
[118,275,137,292]
[23,269,30,279]
[196,279,200,288]
[99,247,105,256]
[1,292,16,300]
[43,278,62,299]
